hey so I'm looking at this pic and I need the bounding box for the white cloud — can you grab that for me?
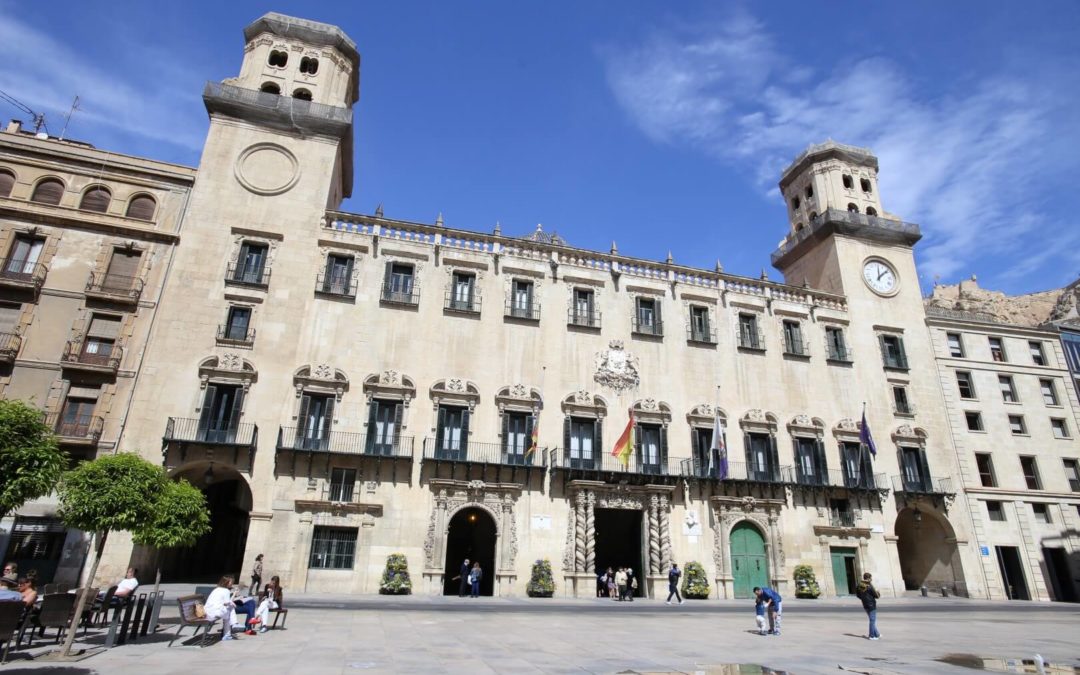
[602,13,1080,287]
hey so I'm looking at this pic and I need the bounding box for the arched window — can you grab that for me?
[842,174,854,189]
[0,169,14,199]
[794,223,805,232]
[866,206,878,216]
[260,82,281,95]
[125,194,157,221]
[804,184,814,198]
[268,50,288,68]
[31,178,65,205]
[791,197,800,210]
[847,203,859,213]
[299,57,319,75]
[292,89,312,101]
[860,178,873,193]
[79,186,111,213]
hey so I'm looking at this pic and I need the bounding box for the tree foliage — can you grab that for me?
[58,453,167,535]
[379,553,412,595]
[132,479,210,550]
[794,563,822,599]
[526,558,555,597]
[680,561,711,599]
[0,399,66,521]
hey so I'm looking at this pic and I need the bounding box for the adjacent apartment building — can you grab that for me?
[2,12,1077,601]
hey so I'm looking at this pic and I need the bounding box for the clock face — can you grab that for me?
[863,259,898,295]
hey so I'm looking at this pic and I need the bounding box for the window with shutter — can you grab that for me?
[79,187,111,213]
[125,195,156,221]
[31,179,64,205]
[0,303,19,335]
[4,236,44,277]
[0,170,14,198]
[104,250,141,290]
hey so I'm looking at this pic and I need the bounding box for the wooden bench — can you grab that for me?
[168,594,214,647]
[268,606,288,629]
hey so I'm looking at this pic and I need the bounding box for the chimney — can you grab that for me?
[5,119,23,134]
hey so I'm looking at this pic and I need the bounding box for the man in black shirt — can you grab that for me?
[666,563,683,605]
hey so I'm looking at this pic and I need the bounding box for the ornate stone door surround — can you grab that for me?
[562,480,675,598]
[710,495,787,599]
[422,478,521,596]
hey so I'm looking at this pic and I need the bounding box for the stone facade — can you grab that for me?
[3,13,1078,603]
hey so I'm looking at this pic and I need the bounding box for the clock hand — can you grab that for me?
[877,269,886,281]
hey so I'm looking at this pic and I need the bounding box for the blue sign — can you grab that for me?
[980,546,990,556]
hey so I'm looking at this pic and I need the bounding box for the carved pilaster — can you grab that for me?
[584,491,596,573]
[648,494,661,574]
[574,491,587,573]
[658,494,672,572]
[563,504,576,572]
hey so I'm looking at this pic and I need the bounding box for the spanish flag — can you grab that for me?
[524,415,539,460]
[611,408,634,466]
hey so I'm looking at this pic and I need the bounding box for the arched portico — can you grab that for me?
[894,506,967,595]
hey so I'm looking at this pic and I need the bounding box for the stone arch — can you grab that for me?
[631,398,671,424]
[739,409,778,432]
[686,403,727,427]
[362,370,416,403]
[561,390,608,418]
[293,363,349,401]
[198,354,257,390]
[893,505,967,595]
[30,176,66,205]
[787,414,825,438]
[494,384,542,415]
[430,378,480,412]
[78,184,112,213]
[446,500,502,536]
[832,417,861,441]
[891,424,928,444]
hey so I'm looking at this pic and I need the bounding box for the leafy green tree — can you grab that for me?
[132,479,211,599]
[56,454,168,657]
[0,399,66,522]
[680,561,710,599]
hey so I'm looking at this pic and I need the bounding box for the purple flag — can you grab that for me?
[860,410,877,456]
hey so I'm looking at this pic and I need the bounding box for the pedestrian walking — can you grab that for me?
[607,568,617,598]
[626,568,637,601]
[615,567,628,601]
[251,553,264,596]
[666,563,683,605]
[597,568,611,598]
[754,595,768,635]
[753,586,783,635]
[469,562,483,598]
[856,572,882,640]
[453,558,470,597]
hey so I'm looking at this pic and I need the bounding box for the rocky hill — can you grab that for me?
[925,276,1080,328]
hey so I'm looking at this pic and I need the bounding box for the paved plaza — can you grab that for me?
[2,593,1078,674]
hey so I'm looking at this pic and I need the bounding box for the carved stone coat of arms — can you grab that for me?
[594,340,640,392]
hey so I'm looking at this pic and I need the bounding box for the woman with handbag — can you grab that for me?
[469,562,482,598]
[251,554,264,596]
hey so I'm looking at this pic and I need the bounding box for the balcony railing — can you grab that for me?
[315,271,355,298]
[204,81,353,126]
[164,417,258,447]
[737,332,765,351]
[444,290,481,314]
[893,401,916,415]
[892,474,953,495]
[217,324,256,346]
[687,326,717,344]
[381,282,420,307]
[550,449,681,476]
[46,413,104,444]
[567,308,601,329]
[882,351,909,370]
[790,468,886,491]
[632,318,663,337]
[0,332,21,362]
[783,339,810,357]
[60,340,123,372]
[422,438,544,467]
[829,512,858,528]
[505,300,541,321]
[225,262,270,288]
[826,344,854,362]
[0,258,48,293]
[680,458,790,483]
[85,273,144,304]
[276,426,414,458]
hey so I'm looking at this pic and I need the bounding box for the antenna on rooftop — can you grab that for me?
[59,96,81,141]
[0,88,48,135]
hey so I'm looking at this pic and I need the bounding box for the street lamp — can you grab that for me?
[204,462,215,485]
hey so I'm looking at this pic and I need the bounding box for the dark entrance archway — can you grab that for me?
[160,462,252,582]
[443,507,496,596]
[594,508,644,597]
[895,507,966,594]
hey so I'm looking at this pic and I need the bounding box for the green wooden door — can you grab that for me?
[731,522,768,598]
[831,547,857,595]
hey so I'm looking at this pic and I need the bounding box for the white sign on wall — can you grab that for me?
[531,515,552,530]
[683,511,703,536]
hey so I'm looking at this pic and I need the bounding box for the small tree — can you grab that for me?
[680,561,710,599]
[794,564,821,599]
[526,559,555,597]
[57,454,168,658]
[0,399,66,522]
[378,553,412,595]
[131,479,211,601]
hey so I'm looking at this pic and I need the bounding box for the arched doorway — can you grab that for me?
[895,507,966,594]
[442,507,496,596]
[730,521,768,599]
[160,462,252,582]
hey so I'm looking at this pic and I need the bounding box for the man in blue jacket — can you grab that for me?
[753,586,783,635]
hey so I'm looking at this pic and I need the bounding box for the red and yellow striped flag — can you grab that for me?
[524,415,539,459]
[611,408,634,466]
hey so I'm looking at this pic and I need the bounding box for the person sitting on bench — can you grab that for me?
[254,575,283,633]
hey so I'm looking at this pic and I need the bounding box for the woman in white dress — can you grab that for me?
[204,576,239,640]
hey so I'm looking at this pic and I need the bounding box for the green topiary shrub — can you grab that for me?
[379,553,413,595]
[680,561,710,599]
[526,559,555,597]
[794,564,821,599]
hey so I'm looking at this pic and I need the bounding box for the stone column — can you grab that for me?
[584,491,596,574]
[659,494,672,573]
[648,495,661,574]
[574,491,587,573]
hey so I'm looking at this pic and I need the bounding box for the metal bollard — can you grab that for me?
[115,598,137,646]
[920,585,928,597]
[103,605,124,649]
[941,587,950,598]
[147,591,165,634]
[129,594,147,641]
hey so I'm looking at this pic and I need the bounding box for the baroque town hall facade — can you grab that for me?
[2,13,1079,602]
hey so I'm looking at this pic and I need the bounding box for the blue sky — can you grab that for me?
[2,1,1078,295]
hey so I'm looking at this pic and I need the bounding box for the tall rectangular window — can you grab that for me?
[1009,415,1027,435]
[1051,418,1070,439]
[103,249,141,291]
[634,297,661,336]
[880,334,908,369]
[82,314,121,364]
[510,279,534,318]
[689,306,711,343]
[308,526,357,569]
[3,236,44,277]
[900,446,929,491]
[435,405,469,459]
[975,453,996,487]
[58,391,98,438]
[571,288,597,327]
[1029,341,1046,366]
[503,411,533,463]
[841,441,875,489]
[223,306,252,342]
[892,386,912,415]
[745,433,776,481]
[1032,503,1052,524]
[946,333,965,358]
[782,320,805,356]
[998,375,1018,403]
[198,383,243,443]
[1040,379,1059,406]
[989,337,1007,362]
[328,467,356,502]
[568,416,598,468]
[956,371,976,399]
[1019,456,1041,489]
[233,242,268,285]
[637,423,663,474]
[986,501,1006,522]
[366,399,403,455]
[298,392,334,451]
[738,313,761,350]
[1063,459,1080,492]
[449,272,476,311]
[825,326,849,361]
[965,411,983,431]
[794,437,823,485]
[383,262,416,304]
[322,254,354,295]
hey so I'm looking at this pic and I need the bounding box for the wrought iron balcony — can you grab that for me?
[737,332,765,351]
[315,271,356,299]
[893,400,916,416]
[225,262,270,288]
[790,468,886,492]
[0,332,20,363]
[422,438,544,467]
[631,317,663,337]
[85,273,144,304]
[829,511,858,528]
[505,300,541,321]
[826,344,854,362]
[550,449,681,477]
[444,290,481,314]
[164,417,258,447]
[687,326,717,344]
[276,426,414,458]
[567,308,601,329]
[892,474,953,495]
[381,282,420,307]
[46,413,104,445]
[60,340,122,373]
[783,338,810,357]
[0,258,47,294]
[216,324,256,347]
[679,459,791,484]
[882,351,909,370]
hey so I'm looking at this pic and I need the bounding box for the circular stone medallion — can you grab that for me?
[234,143,300,195]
